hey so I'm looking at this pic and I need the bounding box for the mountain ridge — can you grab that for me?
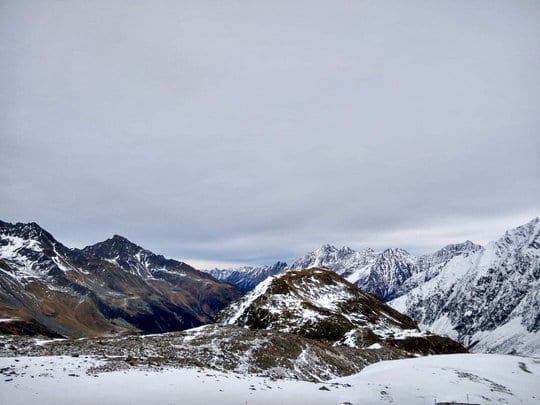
[0,220,241,338]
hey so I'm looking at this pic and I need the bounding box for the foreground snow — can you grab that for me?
[1,353,538,404]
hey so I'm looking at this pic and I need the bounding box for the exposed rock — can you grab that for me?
[0,220,241,337]
[219,267,465,355]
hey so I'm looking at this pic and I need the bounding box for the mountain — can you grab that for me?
[207,240,481,299]
[289,244,377,280]
[0,220,241,338]
[401,240,483,292]
[208,241,480,302]
[207,219,539,355]
[390,218,540,355]
[208,261,287,292]
[4,217,537,355]
[219,267,465,355]
[289,243,482,301]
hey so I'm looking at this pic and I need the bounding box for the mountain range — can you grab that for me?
[0,220,240,337]
[0,221,468,382]
[1,217,538,356]
[209,218,540,355]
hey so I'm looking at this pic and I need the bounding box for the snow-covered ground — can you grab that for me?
[1,353,538,404]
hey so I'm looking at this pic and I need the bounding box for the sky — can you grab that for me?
[1,0,539,269]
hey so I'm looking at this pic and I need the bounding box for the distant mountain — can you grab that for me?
[390,218,540,355]
[208,240,481,302]
[208,261,287,292]
[289,244,377,280]
[0,220,241,338]
[219,267,465,355]
[208,219,539,355]
[289,242,482,301]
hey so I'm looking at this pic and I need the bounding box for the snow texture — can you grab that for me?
[0,353,538,404]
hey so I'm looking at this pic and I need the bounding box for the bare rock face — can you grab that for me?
[219,267,466,355]
[0,220,241,338]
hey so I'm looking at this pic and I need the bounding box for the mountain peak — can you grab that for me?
[317,243,337,252]
[0,220,59,247]
[220,267,419,339]
[380,247,410,257]
[431,240,482,258]
[338,246,355,255]
[82,234,144,258]
[111,234,132,243]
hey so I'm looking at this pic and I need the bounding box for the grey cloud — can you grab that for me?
[1,0,539,267]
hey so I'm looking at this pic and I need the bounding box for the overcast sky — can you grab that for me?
[1,0,539,269]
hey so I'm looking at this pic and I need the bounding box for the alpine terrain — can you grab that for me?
[209,218,540,355]
[0,220,241,337]
[220,268,465,355]
[390,217,540,355]
[0,266,466,383]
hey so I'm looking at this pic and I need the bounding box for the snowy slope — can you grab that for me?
[390,217,540,355]
[1,353,537,404]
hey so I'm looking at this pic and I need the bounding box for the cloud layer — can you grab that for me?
[1,0,539,267]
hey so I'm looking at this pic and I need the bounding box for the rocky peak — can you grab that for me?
[220,267,465,354]
[292,244,365,270]
[374,248,416,274]
[0,220,57,246]
[220,268,419,341]
[338,246,354,255]
[440,240,482,254]
[222,268,416,334]
[81,234,146,259]
[379,247,411,259]
[0,220,69,262]
[319,243,337,252]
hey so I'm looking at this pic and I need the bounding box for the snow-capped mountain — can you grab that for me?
[220,267,465,355]
[208,261,287,292]
[0,220,240,337]
[290,243,483,301]
[209,241,481,302]
[208,219,539,355]
[404,240,483,290]
[390,218,540,355]
[290,244,377,279]
[352,248,417,300]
